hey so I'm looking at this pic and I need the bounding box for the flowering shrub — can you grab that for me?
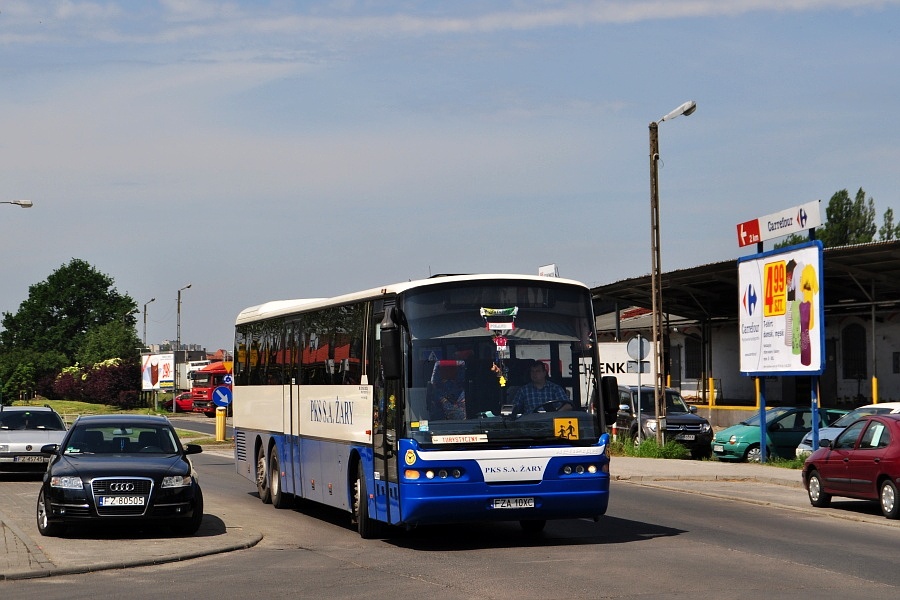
[52,360,140,408]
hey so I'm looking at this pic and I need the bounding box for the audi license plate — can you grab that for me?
[99,496,145,507]
[14,455,48,462]
[493,497,534,509]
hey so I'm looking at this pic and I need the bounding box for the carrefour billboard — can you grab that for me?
[738,240,824,376]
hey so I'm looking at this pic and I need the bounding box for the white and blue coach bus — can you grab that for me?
[233,274,618,537]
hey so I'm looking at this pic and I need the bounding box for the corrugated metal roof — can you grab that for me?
[591,240,900,322]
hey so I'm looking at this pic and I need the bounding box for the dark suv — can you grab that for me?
[616,385,713,459]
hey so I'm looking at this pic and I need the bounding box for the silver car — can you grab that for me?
[795,402,900,457]
[0,405,68,474]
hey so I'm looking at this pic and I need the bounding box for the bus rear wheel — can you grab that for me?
[256,445,271,504]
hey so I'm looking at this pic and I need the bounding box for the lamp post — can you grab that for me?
[1,199,33,208]
[649,100,696,445]
[143,298,156,347]
[176,284,191,410]
[2,199,32,403]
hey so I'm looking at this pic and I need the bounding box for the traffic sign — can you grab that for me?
[736,200,821,248]
[626,335,650,361]
[212,386,233,407]
[736,219,762,247]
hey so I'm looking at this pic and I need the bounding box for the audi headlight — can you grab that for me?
[162,475,192,488]
[50,476,83,489]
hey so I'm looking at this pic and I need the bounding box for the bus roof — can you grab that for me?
[235,273,588,326]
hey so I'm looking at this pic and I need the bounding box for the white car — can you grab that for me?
[795,402,900,457]
[0,405,68,474]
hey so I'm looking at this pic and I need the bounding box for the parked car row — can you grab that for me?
[795,402,900,456]
[711,406,849,462]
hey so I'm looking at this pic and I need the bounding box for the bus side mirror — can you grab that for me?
[600,376,619,429]
[380,307,402,381]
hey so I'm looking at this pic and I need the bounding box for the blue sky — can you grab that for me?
[2,1,899,351]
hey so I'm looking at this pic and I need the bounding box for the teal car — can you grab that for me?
[712,406,847,462]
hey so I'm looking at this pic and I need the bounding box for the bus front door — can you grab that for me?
[373,377,401,525]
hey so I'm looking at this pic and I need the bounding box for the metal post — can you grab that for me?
[759,376,767,463]
[811,376,820,450]
[649,121,666,445]
[648,100,697,446]
[143,298,155,347]
[176,284,191,412]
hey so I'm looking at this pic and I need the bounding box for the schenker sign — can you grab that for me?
[736,200,822,248]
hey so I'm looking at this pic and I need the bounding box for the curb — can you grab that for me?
[0,530,263,581]
[616,475,900,529]
[614,473,803,488]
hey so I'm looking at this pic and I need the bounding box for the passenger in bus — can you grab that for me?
[429,361,466,420]
[512,360,571,414]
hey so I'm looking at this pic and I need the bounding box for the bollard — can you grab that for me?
[215,406,226,442]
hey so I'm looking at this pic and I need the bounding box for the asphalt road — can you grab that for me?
[168,414,234,439]
[6,452,900,599]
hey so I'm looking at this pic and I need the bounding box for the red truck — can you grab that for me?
[190,361,233,417]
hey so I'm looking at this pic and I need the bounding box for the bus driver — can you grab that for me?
[512,360,572,414]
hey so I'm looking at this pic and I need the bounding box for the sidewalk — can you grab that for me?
[611,455,814,513]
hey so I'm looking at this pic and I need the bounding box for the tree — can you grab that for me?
[0,259,137,362]
[76,321,141,367]
[0,348,69,399]
[880,207,899,241]
[819,188,876,247]
[1,362,36,404]
[774,233,809,249]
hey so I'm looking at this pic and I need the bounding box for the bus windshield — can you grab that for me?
[399,281,599,446]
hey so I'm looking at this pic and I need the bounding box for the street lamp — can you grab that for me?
[175,285,191,411]
[143,298,156,347]
[649,100,696,445]
[1,199,33,208]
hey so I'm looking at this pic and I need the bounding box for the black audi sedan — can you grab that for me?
[36,414,203,537]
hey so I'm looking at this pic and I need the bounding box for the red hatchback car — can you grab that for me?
[803,414,900,519]
[162,392,194,413]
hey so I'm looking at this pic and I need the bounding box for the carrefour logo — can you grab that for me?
[797,207,808,228]
[742,283,758,316]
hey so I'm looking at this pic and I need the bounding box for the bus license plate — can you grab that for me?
[99,496,145,507]
[493,497,534,509]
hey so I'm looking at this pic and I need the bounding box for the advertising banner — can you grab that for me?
[738,241,824,375]
[141,353,175,391]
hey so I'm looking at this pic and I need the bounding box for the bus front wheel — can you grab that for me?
[270,452,289,509]
[256,445,271,504]
[354,464,386,539]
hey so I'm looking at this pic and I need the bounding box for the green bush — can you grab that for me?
[609,436,689,459]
